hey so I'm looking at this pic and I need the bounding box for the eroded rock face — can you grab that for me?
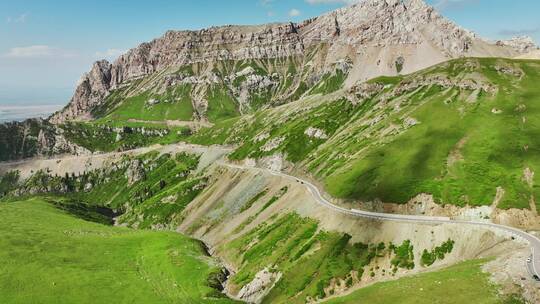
[305,127,329,139]
[50,60,112,123]
[496,36,538,53]
[51,0,531,123]
[126,159,145,185]
[237,267,282,303]
[349,82,385,101]
[388,74,497,98]
[494,65,524,78]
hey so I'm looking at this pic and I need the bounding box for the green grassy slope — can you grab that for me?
[103,85,195,122]
[218,210,455,303]
[86,56,348,125]
[0,199,236,304]
[325,259,522,304]
[4,152,206,230]
[223,213,378,303]
[191,58,540,210]
[61,122,191,153]
[324,58,540,210]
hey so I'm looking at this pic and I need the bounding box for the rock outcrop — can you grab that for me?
[126,159,146,185]
[50,0,533,123]
[237,267,282,303]
[496,36,538,54]
[50,60,112,123]
[0,119,89,162]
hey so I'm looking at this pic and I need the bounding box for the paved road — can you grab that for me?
[221,162,540,280]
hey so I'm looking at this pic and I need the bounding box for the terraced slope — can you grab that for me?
[0,199,236,304]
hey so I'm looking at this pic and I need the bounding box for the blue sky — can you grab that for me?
[0,0,539,105]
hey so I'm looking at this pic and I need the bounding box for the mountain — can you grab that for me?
[3,1,540,303]
[4,56,540,302]
[195,57,540,225]
[50,0,526,124]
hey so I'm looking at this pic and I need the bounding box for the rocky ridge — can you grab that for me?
[50,0,531,123]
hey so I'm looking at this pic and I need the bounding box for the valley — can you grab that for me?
[1,141,538,303]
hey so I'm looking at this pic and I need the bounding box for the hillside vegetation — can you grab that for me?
[1,58,538,303]
[326,259,523,304]
[220,212,436,303]
[1,151,207,230]
[189,58,540,210]
[1,1,537,302]
[90,55,348,125]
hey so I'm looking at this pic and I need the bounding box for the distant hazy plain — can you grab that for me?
[0,104,63,123]
[0,86,70,123]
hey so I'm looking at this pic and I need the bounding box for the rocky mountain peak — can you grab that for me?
[308,0,474,52]
[496,36,539,53]
[50,0,525,124]
[50,59,113,123]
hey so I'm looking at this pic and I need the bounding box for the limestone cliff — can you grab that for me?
[50,0,530,123]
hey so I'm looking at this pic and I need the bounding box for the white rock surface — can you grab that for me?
[237,267,282,303]
[304,127,329,139]
[261,137,285,152]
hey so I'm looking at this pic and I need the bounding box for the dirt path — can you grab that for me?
[0,143,232,180]
[126,119,213,128]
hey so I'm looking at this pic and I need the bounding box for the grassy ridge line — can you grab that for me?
[0,199,237,304]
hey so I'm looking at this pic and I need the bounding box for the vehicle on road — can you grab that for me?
[533,275,540,282]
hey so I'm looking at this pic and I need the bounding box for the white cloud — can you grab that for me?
[6,13,28,24]
[3,45,78,59]
[288,8,301,17]
[498,28,540,38]
[260,0,275,18]
[4,45,53,58]
[95,48,126,60]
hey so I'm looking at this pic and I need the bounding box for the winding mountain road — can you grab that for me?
[2,145,538,280]
[221,162,540,280]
